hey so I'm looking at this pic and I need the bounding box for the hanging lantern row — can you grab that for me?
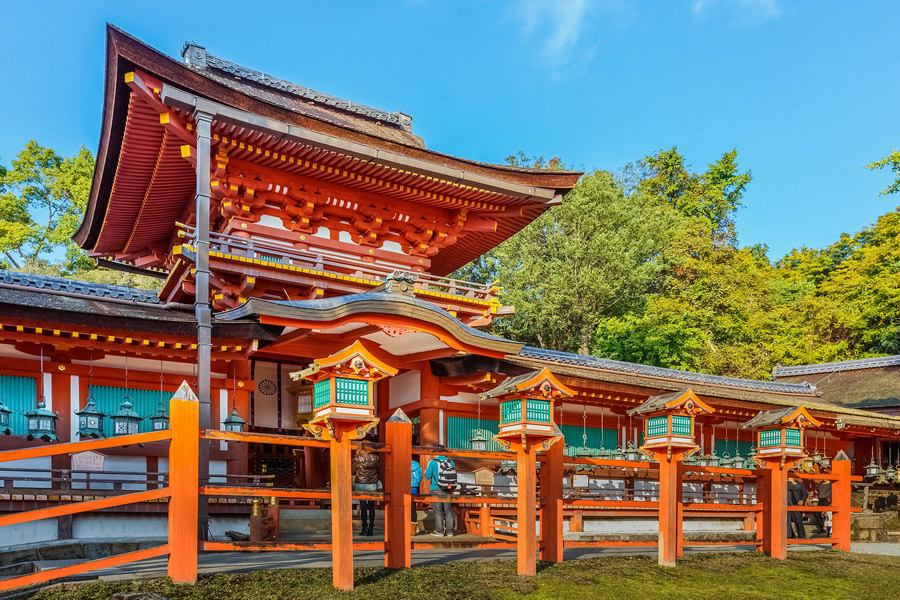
[0,393,60,442]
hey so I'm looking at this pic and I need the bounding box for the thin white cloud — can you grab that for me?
[510,0,631,80]
[692,0,782,23]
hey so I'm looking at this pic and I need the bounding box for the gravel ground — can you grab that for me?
[852,543,900,556]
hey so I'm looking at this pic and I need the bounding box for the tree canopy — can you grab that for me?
[458,147,900,380]
[0,141,160,288]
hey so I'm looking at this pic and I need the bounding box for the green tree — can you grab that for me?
[481,171,677,354]
[0,141,94,272]
[641,148,751,243]
[867,149,900,196]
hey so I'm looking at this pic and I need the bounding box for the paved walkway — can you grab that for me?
[851,543,900,556]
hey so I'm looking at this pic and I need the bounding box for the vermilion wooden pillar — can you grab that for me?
[539,441,564,563]
[329,421,357,590]
[675,461,685,558]
[831,453,852,552]
[514,440,538,576]
[385,409,412,569]
[655,453,682,567]
[762,461,789,560]
[168,382,200,583]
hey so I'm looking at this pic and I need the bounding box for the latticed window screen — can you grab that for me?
[671,415,692,436]
[447,416,502,451]
[500,400,521,424]
[0,375,36,435]
[759,429,782,448]
[785,428,802,446]
[313,380,331,409]
[560,425,618,452]
[525,399,551,423]
[334,378,368,405]
[89,385,169,437]
[647,416,668,437]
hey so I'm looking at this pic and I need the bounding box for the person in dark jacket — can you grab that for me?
[812,467,833,534]
[787,477,809,539]
[352,449,380,536]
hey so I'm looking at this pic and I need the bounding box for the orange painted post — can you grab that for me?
[757,467,771,552]
[513,440,538,576]
[570,510,583,533]
[675,461,685,558]
[167,381,200,583]
[764,462,789,560]
[539,441,564,562]
[831,452,852,552]
[385,409,412,569]
[330,421,356,591]
[656,454,681,567]
[480,504,492,537]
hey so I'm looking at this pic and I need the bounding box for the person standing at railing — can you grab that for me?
[424,445,457,537]
[787,477,808,539]
[812,467,833,536]
[411,459,423,534]
[352,448,380,537]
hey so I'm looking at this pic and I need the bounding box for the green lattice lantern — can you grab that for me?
[291,340,399,430]
[627,389,713,458]
[742,406,821,463]
[482,368,573,445]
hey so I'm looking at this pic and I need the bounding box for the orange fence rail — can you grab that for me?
[0,389,858,592]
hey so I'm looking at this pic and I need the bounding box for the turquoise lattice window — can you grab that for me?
[89,385,170,437]
[647,416,668,437]
[759,429,781,448]
[447,417,502,451]
[334,378,368,406]
[0,375,36,436]
[784,428,802,446]
[313,380,331,409]
[526,399,551,423]
[671,415,692,436]
[500,400,521,424]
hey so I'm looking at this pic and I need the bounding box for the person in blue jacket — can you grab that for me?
[424,445,457,536]
[411,460,423,534]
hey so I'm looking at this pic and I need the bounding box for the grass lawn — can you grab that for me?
[31,551,900,600]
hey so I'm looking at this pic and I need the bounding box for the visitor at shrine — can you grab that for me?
[424,445,457,537]
[411,460,423,533]
[352,448,380,536]
[812,467,833,535]
[787,477,808,539]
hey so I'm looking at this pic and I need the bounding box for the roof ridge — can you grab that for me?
[0,269,162,305]
[518,346,817,396]
[181,42,413,132]
[773,355,900,377]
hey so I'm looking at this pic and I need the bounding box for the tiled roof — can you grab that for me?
[0,270,162,305]
[517,346,817,395]
[773,355,900,377]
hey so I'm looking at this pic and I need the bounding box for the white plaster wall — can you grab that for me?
[0,456,52,489]
[72,456,147,491]
[389,370,420,409]
[0,518,57,545]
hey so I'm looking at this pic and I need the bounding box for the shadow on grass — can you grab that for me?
[354,567,403,587]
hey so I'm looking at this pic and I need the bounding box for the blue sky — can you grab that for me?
[0,0,897,259]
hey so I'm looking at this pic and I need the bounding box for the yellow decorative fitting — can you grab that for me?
[124,72,135,83]
[180,145,192,158]
[35,327,42,334]
[107,335,115,342]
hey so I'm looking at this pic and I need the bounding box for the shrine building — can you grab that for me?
[0,25,899,547]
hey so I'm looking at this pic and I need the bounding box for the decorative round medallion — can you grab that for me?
[257,379,277,395]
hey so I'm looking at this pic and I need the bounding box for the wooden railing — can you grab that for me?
[178,224,498,303]
[0,392,860,593]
